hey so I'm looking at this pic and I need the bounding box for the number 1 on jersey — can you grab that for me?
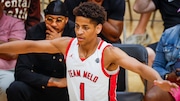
[80,82,84,100]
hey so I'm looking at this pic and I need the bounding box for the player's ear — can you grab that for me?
[96,23,103,34]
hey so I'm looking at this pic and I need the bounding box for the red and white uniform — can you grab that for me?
[66,38,119,101]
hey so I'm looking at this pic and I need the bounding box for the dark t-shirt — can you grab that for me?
[64,0,125,22]
[153,0,180,29]
[148,0,180,51]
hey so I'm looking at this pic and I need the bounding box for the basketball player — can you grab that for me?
[0,2,178,101]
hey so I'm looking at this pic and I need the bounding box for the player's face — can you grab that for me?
[75,16,102,45]
[45,15,68,33]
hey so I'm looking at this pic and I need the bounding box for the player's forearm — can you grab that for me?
[0,39,24,59]
[0,40,33,54]
[0,40,52,54]
[140,65,163,82]
[0,53,18,60]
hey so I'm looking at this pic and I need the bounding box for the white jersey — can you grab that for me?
[65,38,119,101]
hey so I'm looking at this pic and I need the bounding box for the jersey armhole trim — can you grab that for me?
[65,38,75,61]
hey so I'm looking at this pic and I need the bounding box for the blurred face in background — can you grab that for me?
[0,3,4,19]
[45,15,68,33]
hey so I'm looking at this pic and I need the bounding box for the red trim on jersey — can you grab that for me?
[109,75,118,101]
[80,58,86,61]
[65,38,75,61]
[98,40,104,49]
[101,44,111,77]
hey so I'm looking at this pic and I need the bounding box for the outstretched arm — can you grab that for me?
[0,37,71,55]
[106,46,178,92]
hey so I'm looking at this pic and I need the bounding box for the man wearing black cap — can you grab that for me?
[6,0,75,101]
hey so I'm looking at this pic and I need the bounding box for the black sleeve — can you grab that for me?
[108,0,125,21]
[64,0,82,21]
[152,0,159,10]
[15,54,50,89]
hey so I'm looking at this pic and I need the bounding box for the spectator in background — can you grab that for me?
[133,0,180,101]
[64,0,125,43]
[146,24,180,101]
[1,0,41,30]
[126,13,152,46]
[133,0,180,51]
[6,0,75,101]
[0,2,26,101]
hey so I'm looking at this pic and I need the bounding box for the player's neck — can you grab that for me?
[79,38,100,59]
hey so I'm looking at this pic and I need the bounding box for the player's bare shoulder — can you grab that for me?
[50,37,73,54]
[103,45,126,70]
[104,45,128,60]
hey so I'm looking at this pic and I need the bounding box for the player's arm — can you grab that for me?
[0,38,19,60]
[108,46,161,82]
[0,37,71,55]
[105,46,178,92]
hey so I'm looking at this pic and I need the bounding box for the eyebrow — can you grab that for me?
[47,16,65,19]
[75,23,90,27]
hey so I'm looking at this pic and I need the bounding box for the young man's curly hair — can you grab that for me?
[73,2,106,25]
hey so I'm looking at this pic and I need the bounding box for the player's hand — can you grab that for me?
[154,80,179,93]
